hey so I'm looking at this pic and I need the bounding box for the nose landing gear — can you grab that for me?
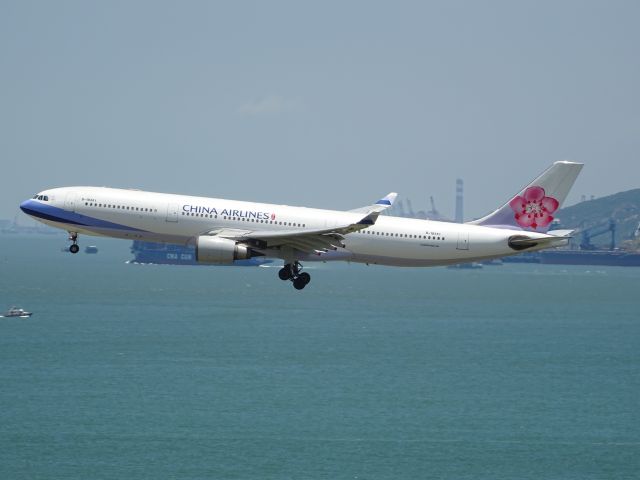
[278,261,311,290]
[68,232,80,254]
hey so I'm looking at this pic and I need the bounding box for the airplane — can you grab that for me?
[20,161,582,290]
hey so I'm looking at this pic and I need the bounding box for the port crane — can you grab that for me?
[579,219,616,251]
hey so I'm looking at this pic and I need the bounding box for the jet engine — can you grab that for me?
[195,236,252,264]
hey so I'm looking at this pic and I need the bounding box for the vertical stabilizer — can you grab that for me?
[468,161,583,232]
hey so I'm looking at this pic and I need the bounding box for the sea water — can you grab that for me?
[1,235,639,479]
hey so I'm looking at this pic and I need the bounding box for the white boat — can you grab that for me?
[1,307,33,318]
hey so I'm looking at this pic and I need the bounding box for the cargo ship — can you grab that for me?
[502,249,640,266]
[129,241,272,266]
[539,249,640,266]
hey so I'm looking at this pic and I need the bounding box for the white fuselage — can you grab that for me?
[21,186,549,266]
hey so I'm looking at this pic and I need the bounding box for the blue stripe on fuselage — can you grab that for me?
[19,200,146,232]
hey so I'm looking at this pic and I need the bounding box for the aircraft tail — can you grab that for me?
[468,161,583,232]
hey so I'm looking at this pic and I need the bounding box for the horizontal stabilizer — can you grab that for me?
[508,233,571,251]
[547,229,574,238]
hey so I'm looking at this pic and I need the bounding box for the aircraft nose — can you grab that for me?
[20,199,36,215]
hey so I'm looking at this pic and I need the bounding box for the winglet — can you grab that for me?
[376,192,398,207]
[350,192,398,214]
[347,192,398,229]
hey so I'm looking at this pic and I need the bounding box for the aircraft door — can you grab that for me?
[457,231,469,250]
[166,203,179,222]
[64,192,77,212]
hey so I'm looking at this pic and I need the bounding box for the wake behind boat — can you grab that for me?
[1,307,33,318]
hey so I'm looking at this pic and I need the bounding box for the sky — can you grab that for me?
[1,0,639,221]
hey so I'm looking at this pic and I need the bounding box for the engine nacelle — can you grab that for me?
[195,236,252,264]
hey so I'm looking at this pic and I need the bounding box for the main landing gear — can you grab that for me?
[68,232,80,254]
[278,261,311,290]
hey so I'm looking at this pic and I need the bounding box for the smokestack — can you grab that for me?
[455,178,464,223]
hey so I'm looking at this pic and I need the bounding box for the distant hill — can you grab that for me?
[557,189,640,248]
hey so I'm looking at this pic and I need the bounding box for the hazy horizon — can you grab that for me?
[2,1,639,220]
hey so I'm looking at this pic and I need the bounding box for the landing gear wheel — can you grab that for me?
[68,232,79,254]
[278,262,311,290]
[278,267,292,281]
[293,276,307,290]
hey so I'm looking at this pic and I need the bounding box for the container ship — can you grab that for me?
[129,241,272,266]
[502,249,640,266]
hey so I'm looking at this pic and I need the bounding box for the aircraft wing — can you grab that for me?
[201,193,396,255]
[206,211,380,255]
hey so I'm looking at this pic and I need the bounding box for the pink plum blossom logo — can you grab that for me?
[509,186,559,230]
